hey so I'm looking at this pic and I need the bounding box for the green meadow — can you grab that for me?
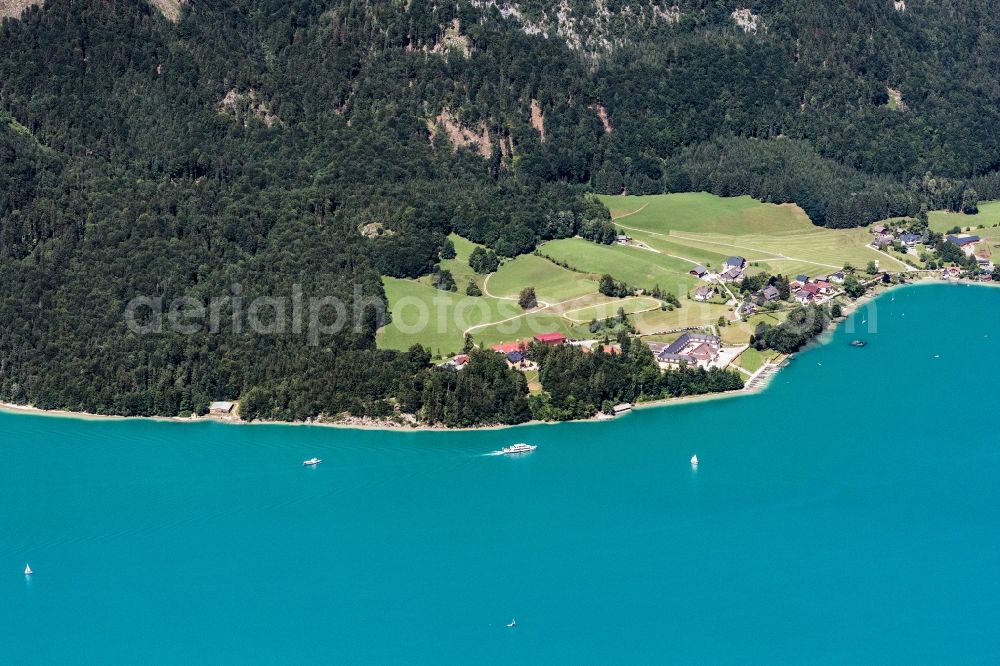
[539,237,700,295]
[601,193,911,276]
[488,253,598,302]
[927,200,1000,234]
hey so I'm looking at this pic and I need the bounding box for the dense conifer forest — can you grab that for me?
[1,0,998,423]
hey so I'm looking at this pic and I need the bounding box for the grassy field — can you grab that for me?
[377,277,510,356]
[418,233,484,291]
[601,193,911,275]
[487,253,599,302]
[562,296,662,323]
[928,200,1000,234]
[601,192,805,235]
[379,274,620,356]
[735,347,778,373]
[629,302,733,335]
[539,237,700,295]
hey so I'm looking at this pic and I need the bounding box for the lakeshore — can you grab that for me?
[0,274,967,432]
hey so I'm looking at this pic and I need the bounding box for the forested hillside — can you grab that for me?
[1,0,998,421]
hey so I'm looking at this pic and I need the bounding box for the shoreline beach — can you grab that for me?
[0,276,987,433]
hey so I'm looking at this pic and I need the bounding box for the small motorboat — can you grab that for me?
[24,564,32,575]
[690,454,699,466]
[302,457,322,466]
[850,339,867,347]
[506,619,517,628]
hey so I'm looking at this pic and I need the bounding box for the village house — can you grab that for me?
[829,270,846,284]
[688,265,708,278]
[209,401,235,415]
[761,285,781,302]
[794,282,824,304]
[871,224,887,235]
[795,274,810,284]
[872,233,894,249]
[439,354,470,371]
[693,285,714,301]
[898,232,922,248]
[655,333,722,369]
[941,266,963,279]
[720,267,743,282]
[534,332,567,345]
[814,280,834,295]
[504,350,530,370]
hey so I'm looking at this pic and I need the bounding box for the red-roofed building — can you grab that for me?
[533,332,567,345]
[491,341,528,354]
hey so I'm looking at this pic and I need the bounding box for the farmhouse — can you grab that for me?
[655,333,722,369]
[947,235,980,255]
[898,232,922,247]
[724,256,746,271]
[761,285,781,302]
[616,234,632,245]
[209,401,235,415]
[689,265,708,278]
[505,351,529,369]
[720,267,743,282]
[491,341,528,354]
[693,285,714,301]
[534,332,567,345]
[976,246,993,271]
[871,224,887,234]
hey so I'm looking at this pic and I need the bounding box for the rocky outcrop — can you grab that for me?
[731,8,764,34]
[426,109,492,158]
[0,0,38,19]
[148,0,187,22]
[218,89,281,128]
[590,103,613,133]
[530,99,545,141]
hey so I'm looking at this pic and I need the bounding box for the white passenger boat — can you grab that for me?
[495,443,536,456]
[302,457,322,466]
[690,454,699,466]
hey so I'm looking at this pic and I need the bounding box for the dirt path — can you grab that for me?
[561,296,661,323]
[481,272,552,308]
[865,245,917,271]
[463,293,601,336]
[610,203,650,220]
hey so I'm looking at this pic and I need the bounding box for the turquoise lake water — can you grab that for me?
[3,283,1000,663]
